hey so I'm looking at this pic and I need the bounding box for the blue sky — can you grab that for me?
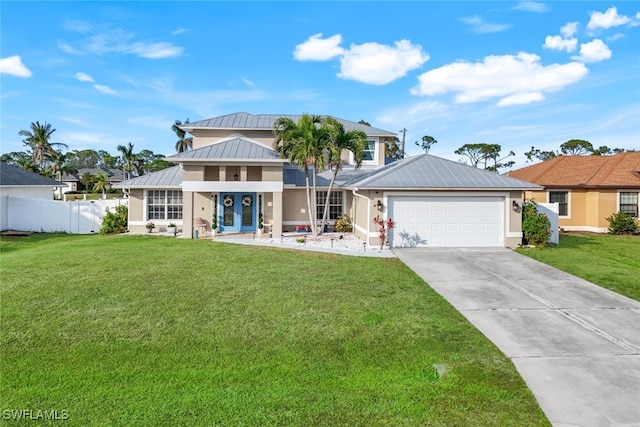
[1,1,638,168]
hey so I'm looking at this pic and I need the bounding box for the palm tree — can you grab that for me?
[273,114,328,236]
[50,151,77,199]
[18,121,67,169]
[93,172,109,199]
[172,119,193,153]
[318,117,367,235]
[116,142,136,180]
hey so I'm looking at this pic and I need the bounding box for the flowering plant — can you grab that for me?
[373,215,395,249]
[146,222,155,230]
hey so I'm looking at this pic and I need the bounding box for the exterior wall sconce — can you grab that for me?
[512,200,519,210]
[234,173,239,181]
[375,200,383,210]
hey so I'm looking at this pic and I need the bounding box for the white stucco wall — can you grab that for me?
[0,186,54,200]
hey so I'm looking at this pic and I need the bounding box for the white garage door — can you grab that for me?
[388,196,504,247]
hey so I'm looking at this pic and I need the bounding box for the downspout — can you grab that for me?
[352,188,372,246]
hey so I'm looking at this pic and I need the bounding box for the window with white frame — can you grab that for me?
[363,140,376,161]
[549,191,568,216]
[148,190,183,220]
[619,192,638,217]
[316,191,343,220]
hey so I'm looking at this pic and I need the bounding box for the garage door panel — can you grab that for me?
[389,196,504,248]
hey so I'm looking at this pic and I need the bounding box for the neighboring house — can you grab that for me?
[508,152,640,233]
[116,112,540,248]
[0,162,64,199]
[61,168,125,193]
[1,162,66,231]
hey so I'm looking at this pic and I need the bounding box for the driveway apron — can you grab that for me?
[394,248,640,427]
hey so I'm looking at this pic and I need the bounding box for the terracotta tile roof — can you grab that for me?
[507,152,640,188]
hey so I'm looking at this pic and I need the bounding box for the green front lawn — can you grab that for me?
[517,233,640,301]
[1,234,548,426]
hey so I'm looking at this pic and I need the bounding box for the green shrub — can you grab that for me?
[522,201,551,246]
[100,205,128,235]
[605,211,639,235]
[334,214,353,232]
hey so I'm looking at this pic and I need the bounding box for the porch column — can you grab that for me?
[272,191,283,238]
[183,191,194,239]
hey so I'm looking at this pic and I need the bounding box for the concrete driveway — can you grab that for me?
[394,248,640,427]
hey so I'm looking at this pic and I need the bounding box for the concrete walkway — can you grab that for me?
[394,248,640,427]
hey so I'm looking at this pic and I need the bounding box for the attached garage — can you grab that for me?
[344,154,542,249]
[388,195,504,247]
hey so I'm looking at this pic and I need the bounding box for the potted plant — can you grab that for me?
[146,222,155,233]
[166,223,176,236]
[257,213,264,235]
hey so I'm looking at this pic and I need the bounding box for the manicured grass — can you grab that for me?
[517,233,640,301]
[1,234,548,426]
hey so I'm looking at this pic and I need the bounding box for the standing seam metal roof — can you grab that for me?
[166,134,282,161]
[344,154,542,189]
[113,166,182,188]
[183,112,396,137]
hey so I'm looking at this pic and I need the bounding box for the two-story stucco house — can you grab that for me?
[117,112,540,248]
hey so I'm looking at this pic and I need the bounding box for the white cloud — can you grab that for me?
[75,72,94,83]
[338,40,429,85]
[0,55,32,78]
[571,39,612,63]
[411,52,589,106]
[497,92,545,106]
[125,42,183,59]
[460,15,511,34]
[294,33,345,61]
[241,77,256,88]
[561,22,579,38]
[513,2,548,13]
[93,84,116,95]
[587,7,631,31]
[58,41,83,55]
[543,35,578,52]
[293,35,428,85]
[60,22,183,59]
[171,28,188,36]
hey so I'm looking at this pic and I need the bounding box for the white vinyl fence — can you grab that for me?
[536,202,560,244]
[0,196,128,234]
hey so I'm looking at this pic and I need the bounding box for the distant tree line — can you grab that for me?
[1,119,194,181]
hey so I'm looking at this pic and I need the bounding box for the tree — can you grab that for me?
[415,135,437,154]
[49,151,77,199]
[0,151,40,172]
[80,172,96,192]
[318,117,366,235]
[455,143,514,172]
[19,121,67,169]
[273,114,328,236]
[66,149,101,170]
[98,150,120,169]
[93,172,109,198]
[524,146,558,163]
[560,139,594,156]
[385,137,403,161]
[117,142,136,180]
[172,119,193,153]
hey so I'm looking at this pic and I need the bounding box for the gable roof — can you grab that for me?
[181,112,396,138]
[114,166,182,189]
[166,133,284,163]
[343,154,541,190]
[0,162,64,187]
[61,168,125,182]
[507,152,640,188]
